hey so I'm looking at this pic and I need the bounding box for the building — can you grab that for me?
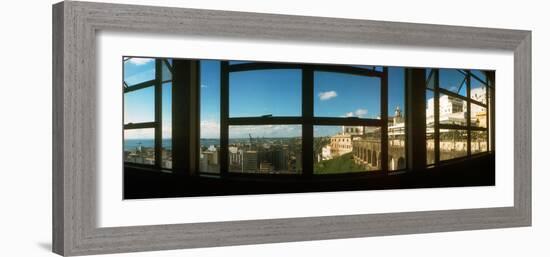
[200,146,219,173]
[243,150,258,172]
[471,87,486,103]
[427,88,487,128]
[320,145,332,161]
[259,161,274,173]
[228,146,243,166]
[342,126,364,135]
[329,133,353,157]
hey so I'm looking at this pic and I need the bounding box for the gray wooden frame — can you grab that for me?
[52,1,531,256]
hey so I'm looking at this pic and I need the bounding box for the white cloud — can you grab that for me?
[127,58,153,66]
[355,108,368,117]
[318,90,337,101]
[344,108,368,118]
[201,84,208,88]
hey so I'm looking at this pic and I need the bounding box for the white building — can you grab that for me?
[320,145,332,161]
[426,88,487,127]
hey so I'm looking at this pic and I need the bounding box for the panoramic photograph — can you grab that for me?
[122,57,494,199]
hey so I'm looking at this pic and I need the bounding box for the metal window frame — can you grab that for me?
[217,61,389,177]
[122,57,171,169]
[430,68,492,165]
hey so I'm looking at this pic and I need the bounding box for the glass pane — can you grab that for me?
[439,69,467,96]
[162,59,172,82]
[439,129,468,161]
[426,90,435,165]
[388,67,406,170]
[124,58,156,86]
[162,82,172,169]
[471,130,488,154]
[228,125,302,174]
[314,125,380,174]
[470,70,487,84]
[426,90,435,126]
[124,87,155,124]
[229,69,301,117]
[470,102,487,128]
[470,73,488,104]
[439,92,467,126]
[200,60,221,173]
[426,69,435,89]
[314,71,380,119]
[124,128,155,165]
[426,132,435,165]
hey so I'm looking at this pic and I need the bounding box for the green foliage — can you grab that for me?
[314,152,364,174]
[313,137,330,157]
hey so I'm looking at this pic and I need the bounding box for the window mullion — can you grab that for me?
[466,71,472,157]
[220,61,230,176]
[381,67,389,171]
[154,59,162,169]
[302,66,314,177]
[434,70,440,164]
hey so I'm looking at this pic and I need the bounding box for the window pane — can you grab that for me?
[162,82,172,169]
[470,73,488,104]
[162,59,172,82]
[124,58,155,86]
[426,90,435,165]
[470,102,487,128]
[439,129,468,161]
[471,130,488,154]
[200,60,221,173]
[439,93,467,126]
[314,125,380,174]
[124,128,155,165]
[439,69,467,96]
[426,69,435,89]
[124,87,155,124]
[229,69,301,117]
[470,70,487,84]
[314,71,381,119]
[426,132,435,165]
[228,125,302,174]
[388,67,406,170]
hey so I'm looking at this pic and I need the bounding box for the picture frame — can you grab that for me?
[52,1,531,256]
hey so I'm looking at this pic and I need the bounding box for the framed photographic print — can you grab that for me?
[52,1,531,256]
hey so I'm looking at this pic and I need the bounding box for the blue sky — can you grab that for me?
[438,69,467,96]
[124,58,405,139]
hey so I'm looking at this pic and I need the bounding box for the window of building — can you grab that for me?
[200,60,221,174]
[211,62,397,175]
[388,67,406,170]
[425,68,493,165]
[223,62,303,174]
[312,67,387,174]
[123,57,173,169]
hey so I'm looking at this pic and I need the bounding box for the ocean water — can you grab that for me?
[124,139,223,151]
